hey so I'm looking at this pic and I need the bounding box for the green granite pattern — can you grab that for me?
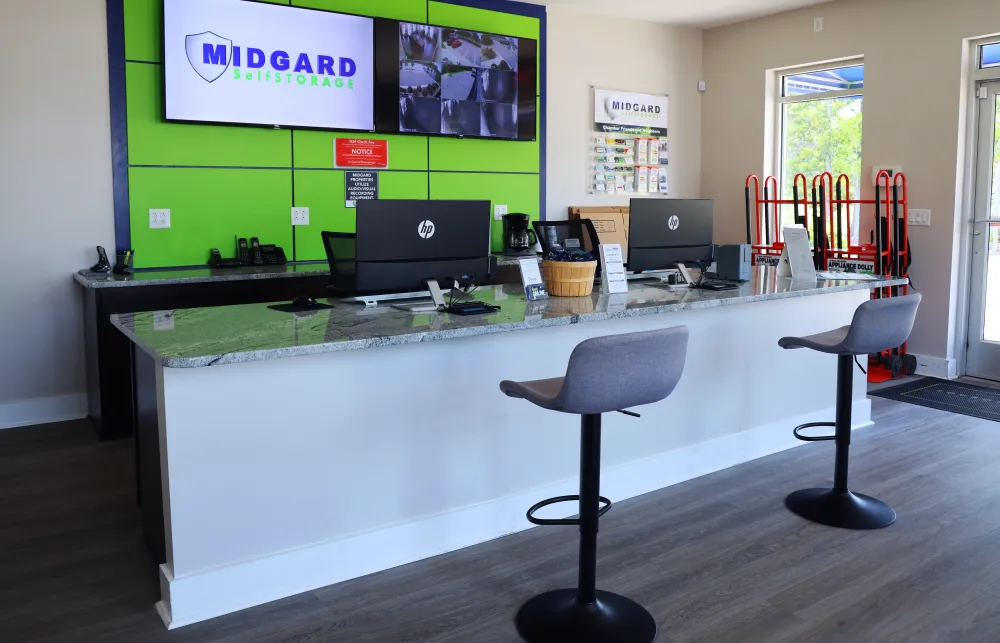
[110,270,908,369]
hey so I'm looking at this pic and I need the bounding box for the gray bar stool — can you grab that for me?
[778,294,921,530]
[500,326,689,643]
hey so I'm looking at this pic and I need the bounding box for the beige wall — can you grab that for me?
[546,8,703,218]
[0,0,114,426]
[702,0,1000,366]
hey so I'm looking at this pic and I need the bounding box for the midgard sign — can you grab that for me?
[164,0,374,130]
[593,88,668,136]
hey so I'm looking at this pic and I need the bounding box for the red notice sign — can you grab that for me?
[335,139,389,169]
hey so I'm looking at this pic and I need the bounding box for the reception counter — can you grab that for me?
[111,269,906,628]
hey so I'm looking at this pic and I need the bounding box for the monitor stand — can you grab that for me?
[343,279,451,309]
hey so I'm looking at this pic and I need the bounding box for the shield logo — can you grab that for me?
[185,31,232,83]
[604,96,619,121]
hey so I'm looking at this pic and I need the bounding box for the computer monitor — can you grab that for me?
[344,199,491,294]
[627,199,714,272]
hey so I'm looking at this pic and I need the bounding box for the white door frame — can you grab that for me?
[967,79,1000,379]
[954,36,1000,378]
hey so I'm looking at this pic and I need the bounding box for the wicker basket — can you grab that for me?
[541,260,598,297]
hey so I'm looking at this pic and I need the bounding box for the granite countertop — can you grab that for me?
[74,262,331,288]
[110,268,907,369]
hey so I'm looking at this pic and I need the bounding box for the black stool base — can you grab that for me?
[515,589,657,643]
[785,488,896,530]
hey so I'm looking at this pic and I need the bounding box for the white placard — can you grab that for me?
[164,0,374,130]
[519,258,548,301]
[778,226,817,281]
[594,88,668,136]
[600,244,629,294]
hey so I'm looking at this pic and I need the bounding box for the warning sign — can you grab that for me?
[345,171,379,209]
[335,139,389,169]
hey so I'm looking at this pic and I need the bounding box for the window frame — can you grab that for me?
[980,41,1000,70]
[772,59,865,216]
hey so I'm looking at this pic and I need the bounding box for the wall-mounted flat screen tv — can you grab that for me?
[163,0,375,130]
[374,20,537,141]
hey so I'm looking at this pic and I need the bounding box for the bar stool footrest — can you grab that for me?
[526,495,612,526]
[793,421,836,442]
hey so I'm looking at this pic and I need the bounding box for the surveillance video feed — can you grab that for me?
[442,100,481,136]
[399,22,518,137]
[482,102,517,139]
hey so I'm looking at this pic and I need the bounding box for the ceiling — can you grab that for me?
[517,0,833,28]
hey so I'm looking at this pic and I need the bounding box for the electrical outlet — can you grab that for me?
[149,209,170,229]
[909,209,931,227]
[872,166,903,186]
[291,207,310,226]
[814,17,823,32]
[494,204,508,221]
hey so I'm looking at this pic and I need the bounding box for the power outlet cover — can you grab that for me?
[494,204,508,221]
[909,209,931,227]
[149,209,171,229]
[292,207,310,226]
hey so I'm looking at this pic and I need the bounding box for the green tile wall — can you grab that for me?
[430,173,540,251]
[121,0,542,267]
[129,168,293,268]
[293,171,430,261]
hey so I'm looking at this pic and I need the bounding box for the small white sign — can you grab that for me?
[777,226,816,281]
[153,310,175,331]
[519,257,547,301]
[600,244,629,294]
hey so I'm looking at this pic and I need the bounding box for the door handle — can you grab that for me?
[974,219,1000,223]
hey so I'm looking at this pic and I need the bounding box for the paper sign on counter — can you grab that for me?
[600,244,628,294]
[519,257,548,301]
[777,226,816,281]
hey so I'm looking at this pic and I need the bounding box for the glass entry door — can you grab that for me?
[967,81,1000,380]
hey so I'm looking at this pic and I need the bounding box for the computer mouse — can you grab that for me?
[292,296,319,309]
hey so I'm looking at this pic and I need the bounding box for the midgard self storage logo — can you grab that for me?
[604,97,662,122]
[593,88,668,136]
[184,31,358,89]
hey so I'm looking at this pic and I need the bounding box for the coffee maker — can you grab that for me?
[503,213,537,256]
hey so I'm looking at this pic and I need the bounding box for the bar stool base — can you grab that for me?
[515,589,657,643]
[785,488,896,530]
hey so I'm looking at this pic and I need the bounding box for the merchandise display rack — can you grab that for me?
[590,134,668,195]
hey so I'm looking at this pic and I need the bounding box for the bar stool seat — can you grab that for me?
[500,326,689,643]
[778,294,921,530]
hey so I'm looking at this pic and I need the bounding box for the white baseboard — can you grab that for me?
[0,394,87,430]
[157,399,872,630]
[912,354,958,380]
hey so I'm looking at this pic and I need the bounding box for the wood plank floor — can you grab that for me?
[3,396,1000,643]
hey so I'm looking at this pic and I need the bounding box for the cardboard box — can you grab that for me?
[568,206,631,262]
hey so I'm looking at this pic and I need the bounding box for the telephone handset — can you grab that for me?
[250,237,264,265]
[238,238,251,264]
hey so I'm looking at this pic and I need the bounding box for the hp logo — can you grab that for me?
[668,215,680,231]
[418,220,436,239]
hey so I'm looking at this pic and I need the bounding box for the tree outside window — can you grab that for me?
[777,65,864,245]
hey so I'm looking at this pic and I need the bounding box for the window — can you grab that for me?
[776,63,864,243]
[981,42,1000,69]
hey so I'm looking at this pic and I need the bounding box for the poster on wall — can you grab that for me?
[593,88,668,136]
[345,171,379,208]
[335,139,389,168]
[590,88,668,196]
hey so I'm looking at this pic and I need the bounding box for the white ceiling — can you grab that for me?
[518,0,833,28]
